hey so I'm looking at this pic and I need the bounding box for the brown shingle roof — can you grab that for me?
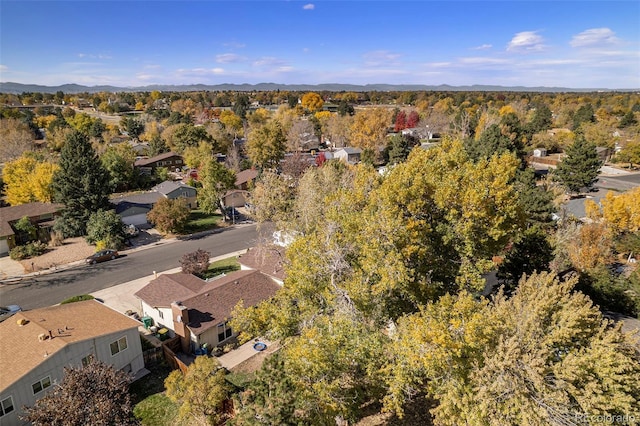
[238,245,287,282]
[0,300,140,391]
[134,273,208,307]
[235,168,258,187]
[0,202,63,237]
[134,151,181,167]
[184,271,281,335]
[134,270,281,336]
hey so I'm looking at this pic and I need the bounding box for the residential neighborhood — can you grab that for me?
[1,86,639,425]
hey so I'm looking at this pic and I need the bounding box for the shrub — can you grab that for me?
[9,241,48,260]
[61,295,95,304]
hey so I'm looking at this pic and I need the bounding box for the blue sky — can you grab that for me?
[1,1,639,89]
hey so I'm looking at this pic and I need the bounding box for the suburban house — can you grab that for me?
[334,147,362,164]
[0,202,63,256]
[111,181,197,226]
[238,245,286,285]
[152,181,197,209]
[134,151,184,174]
[134,269,281,354]
[222,189,250,210]
[235,169,258,191]
[0,300,145,425]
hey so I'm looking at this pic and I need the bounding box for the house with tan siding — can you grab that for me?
[0,300,145,425]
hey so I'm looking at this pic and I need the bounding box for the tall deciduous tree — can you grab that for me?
[384,272,640,424]
[553,133,601,194]
[21,361,137,426]
[349,108,392,161]
[146,197,190,234]
[100,143,137,192]
[3,154,58,205]
[300,92,324,113]
[246,120,287,170]
[51,130,111,237]
[0,117,34,162]
[197,158,236,218]
[164,356,231,425]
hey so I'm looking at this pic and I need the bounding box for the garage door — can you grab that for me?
[122,214,148,226]
[0,238,9,255]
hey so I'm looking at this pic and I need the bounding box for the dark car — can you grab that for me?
[86,249,119,264]
[0,305,22,322]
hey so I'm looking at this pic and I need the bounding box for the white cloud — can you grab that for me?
[362,50,402,67]
[223,41,246,49]
[507,31,545,52]
[77,53,112,60]
[459,57,510,65]
[253,56,287,68]
[216,53,246,63]
[570,28,619,48]
[303,4,315,10]
[0,64,8,71]
[473,44,493,50]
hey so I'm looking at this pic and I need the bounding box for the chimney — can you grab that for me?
[171,301,191,353]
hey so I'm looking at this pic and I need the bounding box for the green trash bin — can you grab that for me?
[141,316,153,329]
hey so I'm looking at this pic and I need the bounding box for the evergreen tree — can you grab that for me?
[553,133,601,194]
[51,130,111,237]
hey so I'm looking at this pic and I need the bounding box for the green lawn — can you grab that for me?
[182,209,223,234]
[131,363,185,426]
[199,256,240,280]
[133,393,184,426]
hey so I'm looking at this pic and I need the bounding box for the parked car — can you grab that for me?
[0,305,22,322]
[124,224,140,237]
[86,249,119,264]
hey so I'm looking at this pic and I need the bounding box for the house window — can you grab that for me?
[0,396,14,417]
[82,354,94,367]
[158,309,164,320]
[32,376,51,395]
[217,322,232,343]
[110,336,128,356]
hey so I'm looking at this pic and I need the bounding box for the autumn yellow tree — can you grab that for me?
[349,107,392,161]
[300,92,324,113]
[3,154,58,205]
[384,272,640,425]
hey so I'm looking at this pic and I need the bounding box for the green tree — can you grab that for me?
[147,134,169,157]
[246,120,287,170]
[171,123,212,153]
[497,226,554,292]
[100,144,137,192]
[21,361,137,426]
[147,197,190,234]
[51,130,111,237]
[85,209,126,249]
[614,140,640,168]
[572,103,595,130]
[527,103,553,134]
[619,110,638,128]
[13,216,37,242]
[120,116,144,140]
[197,158,237,218]
[164,356,231,425]
[385,272,640,424]
[513,167,556,229]
[232,354,302,425]
[553,133,601,194]
[385,133,418,165]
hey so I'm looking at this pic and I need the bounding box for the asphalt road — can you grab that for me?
[0,224,258,310]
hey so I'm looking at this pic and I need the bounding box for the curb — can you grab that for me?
[0,222,255,285]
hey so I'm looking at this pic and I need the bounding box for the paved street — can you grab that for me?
[0,224,258,310]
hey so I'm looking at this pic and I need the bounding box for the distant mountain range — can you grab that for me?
[1,81,636,94]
